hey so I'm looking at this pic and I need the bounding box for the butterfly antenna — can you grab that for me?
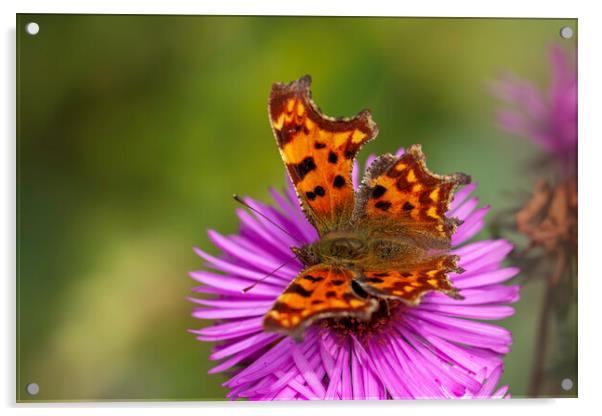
[242,255,298,293]
[233,194,302,244]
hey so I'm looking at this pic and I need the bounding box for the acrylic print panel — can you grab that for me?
[16,14,577,401]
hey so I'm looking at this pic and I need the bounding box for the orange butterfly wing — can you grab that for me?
[263,265,377,339]
[354,144,470,245]
[356,255,463,305]
[269,75,378,234]
[353,144,469,304]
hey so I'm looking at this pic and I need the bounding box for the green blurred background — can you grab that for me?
[17,15,577,401]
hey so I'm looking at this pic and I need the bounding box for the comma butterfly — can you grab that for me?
[263,75,470,339]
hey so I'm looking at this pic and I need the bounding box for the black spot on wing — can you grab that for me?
[314,142,326,149]
[272,301,304,313]
[403,201,415,211]
[303,274,324,283]
[375,200,392,211]
[333,175,346,188]
[286,283,313,298]
[291,157,317,180]
[328,151,338,164]
[371,185,387,199]
[314,186,326,197]
[325,291,337,298]
[305,191,316,201]
[331,280,345,286]
[274,129,287,146]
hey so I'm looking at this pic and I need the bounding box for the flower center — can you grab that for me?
[321,299,404,340]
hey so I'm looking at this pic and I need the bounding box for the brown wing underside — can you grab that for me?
[269,75,378,235]
[263,264,378,339]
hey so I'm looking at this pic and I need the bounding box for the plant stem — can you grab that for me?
[528,251,565,396]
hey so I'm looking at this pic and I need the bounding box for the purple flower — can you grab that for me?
[189,151,518,400]
[492,45,577,171]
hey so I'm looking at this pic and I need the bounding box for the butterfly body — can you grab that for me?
[297,230,435,269]
[298,233,368,265]
[263,75,470,339]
